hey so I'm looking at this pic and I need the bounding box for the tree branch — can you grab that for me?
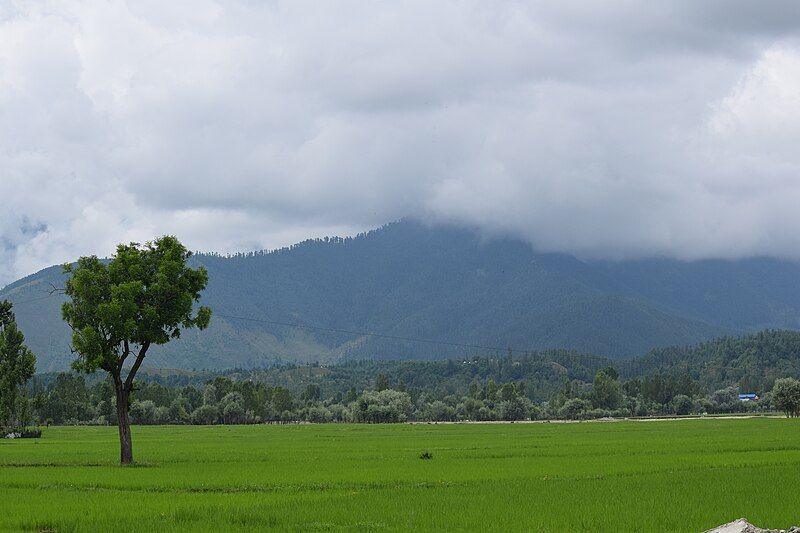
[117,340,131,374]
[48,283,66,295]
[123,341,150,394]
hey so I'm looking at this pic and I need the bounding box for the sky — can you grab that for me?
[2,1,800,286]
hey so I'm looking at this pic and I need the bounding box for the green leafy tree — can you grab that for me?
[301,384,321,402]
[590,369,622,409]
[772,378,800,418]
[61,236,211,464]
[271,386,294,413]
[353,389,412,423]
[558,398,592,420]
[191,403,219,425]
[375,373,389,391]
[671,394,694,416]
[0,301,36,429]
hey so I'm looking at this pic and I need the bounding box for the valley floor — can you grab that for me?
[1,419,799,531]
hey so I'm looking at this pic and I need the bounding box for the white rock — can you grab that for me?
[704,518,793,533]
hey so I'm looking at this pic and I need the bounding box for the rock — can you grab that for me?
[4,432,21,439]
[704,519,800,533]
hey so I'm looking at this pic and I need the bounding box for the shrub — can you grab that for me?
[709,387,739,413]
[191,404,219,425]
[154,406,171,425]
[223,402,246,424]
[558,398,592,420]
[304,405,332,423]
[671,395,694,416]
[130,400,157,425]
[353,390,412,423]
[426,401,456,422]
[3,427,41,438]
[499,396,532,421]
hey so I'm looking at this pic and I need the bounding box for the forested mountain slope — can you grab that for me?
[627,329,800,393]
[3,220,800,371]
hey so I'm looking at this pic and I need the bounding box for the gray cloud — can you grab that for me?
[2,1,800,286]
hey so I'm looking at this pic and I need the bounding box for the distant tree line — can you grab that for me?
[8,315,800,429]
[21,364,800,427]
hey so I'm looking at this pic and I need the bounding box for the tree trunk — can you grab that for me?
[115,386,133,465]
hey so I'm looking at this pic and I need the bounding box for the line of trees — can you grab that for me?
[22,368,799,427]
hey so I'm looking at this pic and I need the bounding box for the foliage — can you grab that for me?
[61,236,211,463]
[16,329,800,426]
[772,378,800,418]
[191,404,219,425]
[590,368,622,409]
[0,301,36,429]
[630,329,800,393]
[353,390,412,423]
[558,398,592,420]
[61,237,211,375]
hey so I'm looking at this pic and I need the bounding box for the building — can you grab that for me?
[738,393,759,402]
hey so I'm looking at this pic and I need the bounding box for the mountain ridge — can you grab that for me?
[2,220,799,372]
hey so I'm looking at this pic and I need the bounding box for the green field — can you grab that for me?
[1,419,799,532]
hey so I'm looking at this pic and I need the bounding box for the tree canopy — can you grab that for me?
[0,300,36,429]
[772,378,800,418]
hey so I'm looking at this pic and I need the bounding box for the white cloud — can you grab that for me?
[2,1,800,285]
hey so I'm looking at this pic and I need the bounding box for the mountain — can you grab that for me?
[3,220,800,371]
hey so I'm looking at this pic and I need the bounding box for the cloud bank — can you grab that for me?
[2,1,800,285]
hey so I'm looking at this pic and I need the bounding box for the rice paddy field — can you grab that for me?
[1,418,799,532]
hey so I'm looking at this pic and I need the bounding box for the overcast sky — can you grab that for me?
[2,1,800,286]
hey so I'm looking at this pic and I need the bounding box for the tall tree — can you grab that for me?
[772,378,800,418]
[590,368,622,410]
[0,301,36,429]
[62,236,211,464]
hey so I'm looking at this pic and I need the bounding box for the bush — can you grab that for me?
[476,406,495,421]
[327,403,349,422]
[558,398,592,420]
[499,397,532,421]
[154,406,171,425]
[3,427,41,438]
[353,390,412,423]
[191,404,219,425]
[130,400,157,425]
[426,401,456,422]
[304,405,332,423]
[671,395,694,416]
[709,387,739,413]
[223,402,246,424]
[168,399,191,424]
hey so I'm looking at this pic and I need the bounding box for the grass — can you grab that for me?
[1,419,799,531]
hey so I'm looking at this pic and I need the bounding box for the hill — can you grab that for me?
[628,329,800,393]
[3,220,800,371]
